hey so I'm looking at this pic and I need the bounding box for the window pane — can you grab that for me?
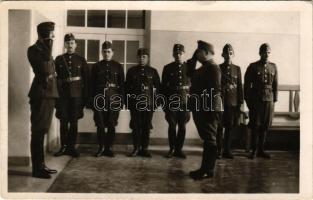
[108,10,126,28]
[87,40,99,62]
[67,10,85,27]
[87,10,106,27]
[75,39,85,58]
[127,10,145,29]
[112,40,125,63]
[126,41,139,63]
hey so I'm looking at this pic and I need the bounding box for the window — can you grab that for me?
[87,10,106,28]
[66,10,146,74]
[67,9,145,29]
[127,10,145,29]
[108,10,126,28]
[67,10,85,27]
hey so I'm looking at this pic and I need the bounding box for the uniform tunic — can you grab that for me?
[244,60,278,130]
[187,58,223,145]
[54,53,89,121]
[161,61,191,125]
[220,63,243,127]
[27,40,59,133]
[125,65,160,130]
[90,60,125,128]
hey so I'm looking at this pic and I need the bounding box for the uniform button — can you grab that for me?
[69,61,72,64]
[179,76,182,79]
[141,68,144,71]
[69,56,72,59]
[227,66,230,69]
[179,83,182,85]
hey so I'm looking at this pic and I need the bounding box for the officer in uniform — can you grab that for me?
[244,43,278,159]
[54,33,89,157]
[186,40,223,180]
[90,41,125,157]
[216,44,243,159]
[27,22,58,179]
[126,48,161,158]
[161,44,191,159]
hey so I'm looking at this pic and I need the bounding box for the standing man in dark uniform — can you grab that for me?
[161,44,191,159]
[90,41,125,157]
[244,43,278,159]
[216,44,243,159]
[126,48,161,158]
[187,40,223,180]
[27,22,58,179]
[54,33,89,158]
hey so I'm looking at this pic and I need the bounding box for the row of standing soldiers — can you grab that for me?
[27,21,278,180]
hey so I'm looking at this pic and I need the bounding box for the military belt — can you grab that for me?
[175,85,190,90]
[47,72,57,80]
[263,85,272,89]
[106,83,117,88]
[63,76,81,82]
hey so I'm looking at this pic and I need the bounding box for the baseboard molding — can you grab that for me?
[8,156,30,166]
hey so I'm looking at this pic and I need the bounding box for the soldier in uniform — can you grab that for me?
[244,43,278,159]
[126,48,161,158]
[54,33,89,157]
[27,22,58,179]
[161,44,191,159]
[90,41,125,157]
[186,40,223,180]
[216,44,243,159]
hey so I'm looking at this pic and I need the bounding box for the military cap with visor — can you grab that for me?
[197,40,215,55]
[37,21,55,38]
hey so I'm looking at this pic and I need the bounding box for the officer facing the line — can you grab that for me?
[161,44,191,159]
[126,48,161,158]
[216,44,243,159]
[244,43,278,159]
[90,41,125,157]
[27,22,58,179]
[54,33,89,158]
[186,40,223,180]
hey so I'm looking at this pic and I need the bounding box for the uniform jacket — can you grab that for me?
[27,40,58,99]
[125,65,161,110]
[90,60,125,102]
[161,61,191,107]
[219,63,243,107]
[55,53,89,99]
[186,58,223,112]
[244,60,278,108]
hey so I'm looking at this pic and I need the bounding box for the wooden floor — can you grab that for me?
[44,144,299,193]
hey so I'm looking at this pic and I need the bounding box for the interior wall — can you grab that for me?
[149,11,300,138]
[8,10,32,159]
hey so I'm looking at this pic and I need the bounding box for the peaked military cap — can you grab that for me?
[137,48,149,56]
[222,43,234,54]
[64,33,75,42]
[259,43,271,53]
[197,40,214,55]
[37,21,55,38]
[173,44,185,52]
[102,41,112,49]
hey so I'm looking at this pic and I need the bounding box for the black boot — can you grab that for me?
[42,164,57,174]
[95,127,105,157]
[139,129,151,158]
[54,120,69,157]
[222,128,234,159]
[165,125,176,158]
[128,130,140,157]
[103,127,115,157]
[256,130,271,159]
[189,142,216,180]
[216,125,223,159]
[31,133,51,179]
[65,121,80,157]
[174,124,186,159]
[248,129,259,159]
